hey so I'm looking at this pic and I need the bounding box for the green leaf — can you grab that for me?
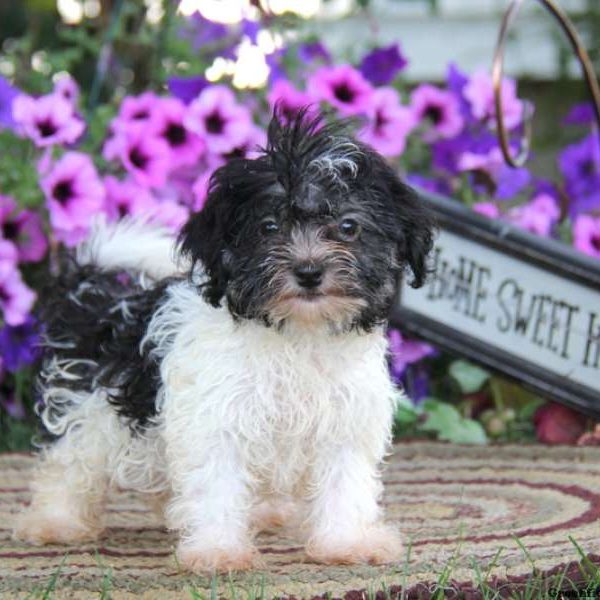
[449,360,490,394]
[394,394,420,425]
[419,398,487,444]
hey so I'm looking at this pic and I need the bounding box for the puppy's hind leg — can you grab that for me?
[14,391,121,546]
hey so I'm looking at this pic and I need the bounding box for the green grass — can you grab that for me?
[15,537,600,600]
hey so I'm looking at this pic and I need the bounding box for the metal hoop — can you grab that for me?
[492,0,600,168]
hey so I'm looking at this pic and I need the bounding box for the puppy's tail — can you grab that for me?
[77,218,187,281]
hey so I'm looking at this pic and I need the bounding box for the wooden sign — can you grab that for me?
[393,192,600,417]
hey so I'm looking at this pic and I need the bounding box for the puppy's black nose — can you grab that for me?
[294,263,323,289]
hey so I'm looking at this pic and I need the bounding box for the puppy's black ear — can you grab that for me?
[374,157,436,289]
[178,173,234,307]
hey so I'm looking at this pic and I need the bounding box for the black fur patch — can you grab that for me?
[38,257,171,435]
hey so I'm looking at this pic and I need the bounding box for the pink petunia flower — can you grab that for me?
[0,248,35,326]
[463,69,524,130]
[573,214,600,258]
[104,124,171,189]
[267,80,316,122]
[0,195,47,262]
[185,86,254,155]
[104,176,160,222]
[388,329,435,379]
[147,198,190,233]
[410,84,464,140]
[307,65,374,116]
[53,74,80,105]
[41,152,105,247]
[113,92,162,130]
[472,202,500,219]
[152,97,205,169]
[12,93,85,147]
[191,170,214,212]
[507,194,560,237]
[358,87,415,157]
[216,124,267,163]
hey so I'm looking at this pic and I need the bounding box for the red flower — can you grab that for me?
[534,402,587,445]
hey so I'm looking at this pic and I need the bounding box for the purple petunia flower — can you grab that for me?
[185,85,253,155]
[463,69,523,130]
[111,92,161,132]
[573,215,600,258]
[458,146,531,200]
[0,195,48,263]
[153,97,205,169]
[307,65,374,116]
[563,102,595,126]
[405,174,451,197]
[359,43,408,86]
[388,329,435,381]
[298,42,331,65]
[12,93,85,147]
[41,152,105,247]
[410,84,464,141]
[0,75,19,130]
[358,87,415,157]
[559,133,600,214]
[507,193,560,237]
[167,75,210,105]
[187,11,229,49]
[267,80,315,122]
[0,315,40,372]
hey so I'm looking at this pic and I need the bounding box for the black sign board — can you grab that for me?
[392,192,600,418]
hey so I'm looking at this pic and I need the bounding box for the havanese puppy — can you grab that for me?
[14,110,434,573]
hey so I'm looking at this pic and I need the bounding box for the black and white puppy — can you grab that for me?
[14,111,434,572]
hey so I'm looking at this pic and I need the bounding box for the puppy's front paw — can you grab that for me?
[306,524,402,566]
[177,543,263,574]
[13,510,103,546]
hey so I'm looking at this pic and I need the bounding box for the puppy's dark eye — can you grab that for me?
[261,219,279,235]
[338,218,360,240]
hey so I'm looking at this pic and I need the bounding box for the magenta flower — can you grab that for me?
[359,44,408,86]
[104,176,159,222]
[185,86,253,155]
[192,170,213,212]
[410,84,464,140]
[12,93,85,147]
[0,258,36,327]
[507,194,560,237]
[463,69,523,130]
[473,202,500,219]
[147,198,189,233]
[53,75,80,105]
[573,215,600,258]
[0,195,47,263]
[105,124,171,189]
[358,87,415,157]
[153,97,205,169]
[41,152,105,247]
[307,65,374,116]
[267,80,315,122]
[113,92,161,129]
[218,124,267,162]
[388,329,435,379]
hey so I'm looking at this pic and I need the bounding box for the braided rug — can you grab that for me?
[1,442,599,598]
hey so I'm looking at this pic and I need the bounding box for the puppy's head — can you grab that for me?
[179,109,434,332]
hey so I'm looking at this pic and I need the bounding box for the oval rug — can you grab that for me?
[1,442,599,598]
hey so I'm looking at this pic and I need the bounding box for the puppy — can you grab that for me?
[14,110,433,572]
